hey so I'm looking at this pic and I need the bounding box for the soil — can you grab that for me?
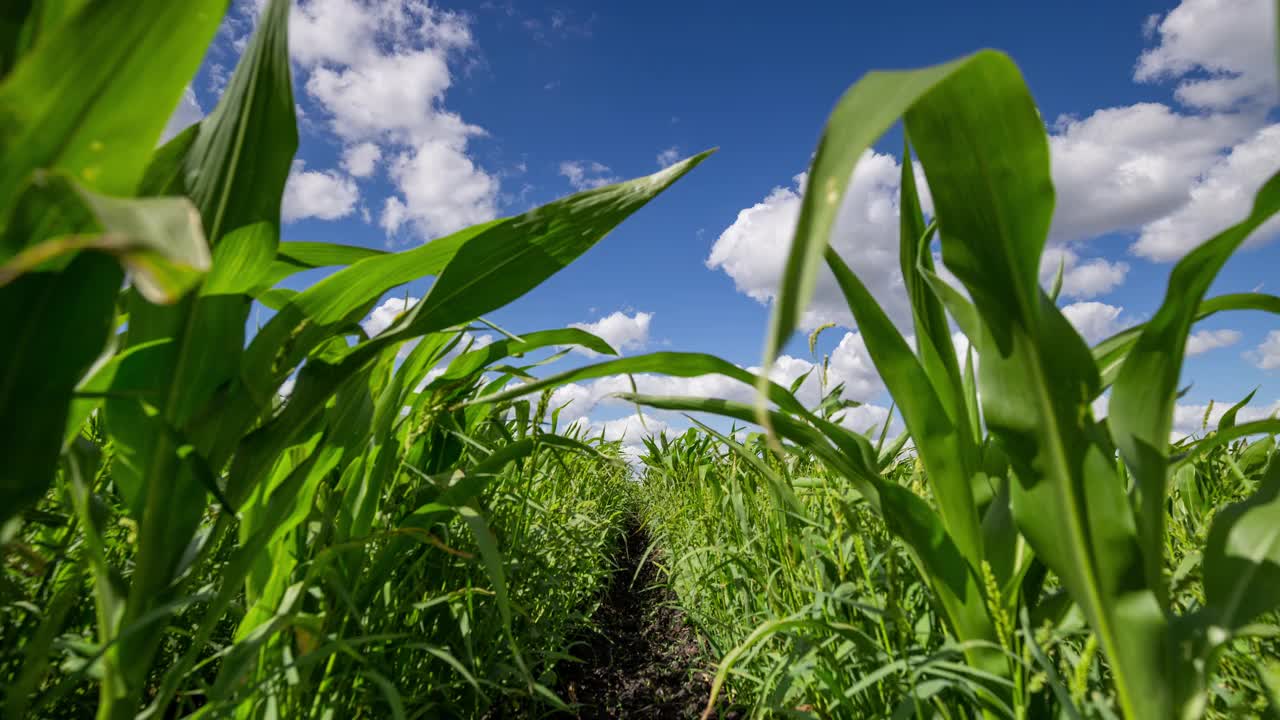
[546,524,718,719]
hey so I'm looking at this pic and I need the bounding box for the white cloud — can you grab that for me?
[824,331,885,401]
[1248,329,1280,369]
[710,0,1280,333]
[569,311,653,356]
[1061,301,1131,344]
[1172,397,1280,438]
[161,86,203,143]
[657,146,681,168]
[1185,328,1243,356]
[1047,103,1261,243]
[289,0,499,241]
[282,162,359,222]
[1135,0,1278,109]
[382,140,499,238]
[1131,124,1280,260]
[342,141,382,177]
[1040,246,1129,299]
[707,152,931,330]
[362,295,419,337]
[559,160,618,191]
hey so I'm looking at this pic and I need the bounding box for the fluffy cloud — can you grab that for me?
[1061,301,1131,344]
[282,162,359,222]
[1185,328,1243,356]
[707,153,930,329]
[362,295,419,337]
[381,140,499,237]
[656,146,681,168]
[570,311,653,356]
[1047,103,1260,243]
[1248,330,1280,370]
[1135,0,1278,110]
[1040,246,1129,299]
[1131,124,1280,260]
[288,0,499,241]
[161,86,204,143]
[341,141,382,177]
[559,161,619,191]
[709,0,1280,336]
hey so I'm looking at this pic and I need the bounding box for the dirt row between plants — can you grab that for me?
[550,523,720,719]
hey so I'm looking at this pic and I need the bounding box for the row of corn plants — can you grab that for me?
[633,415,1279,718]
[0,1,702,717]
[477,36,1280,720]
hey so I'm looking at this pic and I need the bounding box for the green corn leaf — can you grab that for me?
[0,0,226,225]
[1203,455,1280,632]
[1094,292,1280,387]
[761,52,980,378]
[826,246,984,570]
[0,254,119,524]
[253,240,388,293]
[0,173,209,302]
[427,327,617,388]
[1219,388,1260,432]
[93,1,295,714]
[468,351,812,418]
[899,143,965,422]
[905,50,1169,719]
[243,153,710,405]
[1173,419,1280,468]
[1109,172,1280,606]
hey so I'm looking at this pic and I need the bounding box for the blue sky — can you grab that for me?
[170,0,1280,448]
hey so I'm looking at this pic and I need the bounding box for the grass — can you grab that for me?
[3,1,1280,719]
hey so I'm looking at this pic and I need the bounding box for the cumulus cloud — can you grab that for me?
[1135,0,1278,110]
[1247,330,1280,370]
[362,295,419,337]
[288,0,499,241]
[707,153,931,330]
[1185,328,1243,356]
[1040,246,1129,299]
[559,160,618,191]
[709,0,1280,339]
[1131,125,1280,260]
[1047,103,1262,244]
[282,161,359,222]
[341,141,382,177]
[656,146,681,168]
[1061,301,1132,344]
[569,311,653,356]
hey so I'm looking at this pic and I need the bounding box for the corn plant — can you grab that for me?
[0,1,706,717]
[480,49,1280,719]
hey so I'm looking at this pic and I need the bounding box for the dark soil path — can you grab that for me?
[550,524,716,719]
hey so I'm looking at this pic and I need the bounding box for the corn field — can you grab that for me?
[2,1,1280,718]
